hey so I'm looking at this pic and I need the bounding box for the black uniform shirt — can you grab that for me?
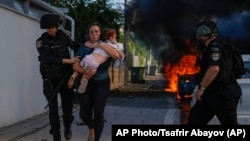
[36,29,79,65]
[36,29,79,79]
[198,39,226,84]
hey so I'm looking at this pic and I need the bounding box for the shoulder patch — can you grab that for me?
[210,52,221,61]
[36,40,43,48]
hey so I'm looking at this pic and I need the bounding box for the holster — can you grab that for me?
[39,56,67,79]
[43,79,53,100]
[45,65,67,79]
[40,65,47,80]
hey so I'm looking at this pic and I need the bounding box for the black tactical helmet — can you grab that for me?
[195,20,218,37]
[40,13,60,29]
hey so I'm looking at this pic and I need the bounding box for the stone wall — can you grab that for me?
[109,67,126,89]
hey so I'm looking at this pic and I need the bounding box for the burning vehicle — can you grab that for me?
[177,73,196,99]
[164,54,199,100]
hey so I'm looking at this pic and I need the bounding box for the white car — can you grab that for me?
[237,55,250,115]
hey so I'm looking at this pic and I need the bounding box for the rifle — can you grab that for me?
[44,71,72,109]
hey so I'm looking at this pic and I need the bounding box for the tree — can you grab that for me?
[43,0,150,67]
[127,35,150,67]
[43,0,124,43]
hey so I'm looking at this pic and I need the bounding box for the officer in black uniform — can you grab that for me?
[36,13,80,141]
[187,20,242,125]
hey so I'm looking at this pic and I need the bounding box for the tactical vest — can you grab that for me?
[39,30,72,79]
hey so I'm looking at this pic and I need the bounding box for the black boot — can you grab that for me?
[64,116,74,140]
[51,131,61,141]
[64,124,72,140]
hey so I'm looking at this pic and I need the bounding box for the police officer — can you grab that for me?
[36,13,80,140]
[187,20,242,125]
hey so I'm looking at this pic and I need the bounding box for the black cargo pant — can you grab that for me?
[188,82,242,125]
[43,77,74,134]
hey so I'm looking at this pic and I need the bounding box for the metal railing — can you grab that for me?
[0,0,74,38]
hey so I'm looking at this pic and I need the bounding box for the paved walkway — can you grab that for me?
[0,73,183,141]
[0,94,181,141]
[1,73,249,141]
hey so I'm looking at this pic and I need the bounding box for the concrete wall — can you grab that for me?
[0,5,47,127]
[0,0,128,128]
[0,4,126,128]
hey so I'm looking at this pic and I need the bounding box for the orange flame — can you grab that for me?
[164,55,199,92]
[164,39,199,93]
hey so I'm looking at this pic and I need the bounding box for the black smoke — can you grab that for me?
[126,0,250,67]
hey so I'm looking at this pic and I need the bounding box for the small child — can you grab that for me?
[68,28,124,93]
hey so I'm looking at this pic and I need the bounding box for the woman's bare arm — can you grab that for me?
[96,42,120,59]
[73,62,96,77]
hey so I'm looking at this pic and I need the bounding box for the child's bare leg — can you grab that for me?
[78,75,88,94]
[68,71,79,89]
[78,70,96,94]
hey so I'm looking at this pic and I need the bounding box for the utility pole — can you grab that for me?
[124,0,129,85]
